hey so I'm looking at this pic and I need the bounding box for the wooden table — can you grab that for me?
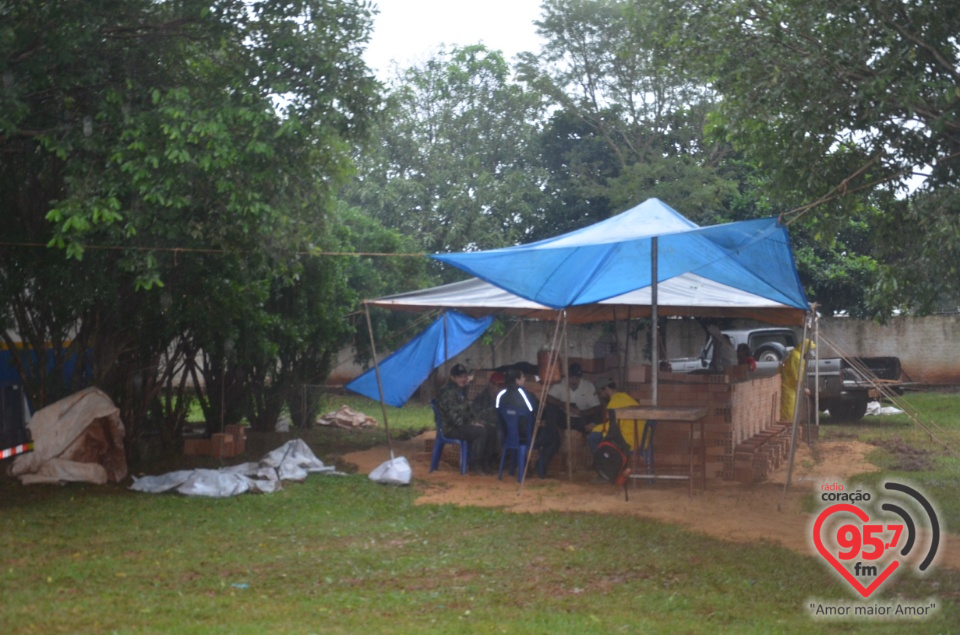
[610,406,709,497]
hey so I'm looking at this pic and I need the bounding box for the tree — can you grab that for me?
[518,0,740,228]
[531,108,619,239]
[348,45,550,263]
[0,0,381,450]
[328,202,430,361]
[666,0,960,314]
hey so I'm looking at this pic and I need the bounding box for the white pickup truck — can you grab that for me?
[666,327,902,422]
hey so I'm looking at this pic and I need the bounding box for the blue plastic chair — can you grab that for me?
[429,399,470,475]
[497,406,543,481]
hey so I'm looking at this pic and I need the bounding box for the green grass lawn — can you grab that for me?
[1,392,958,634]
[817,391,960,530]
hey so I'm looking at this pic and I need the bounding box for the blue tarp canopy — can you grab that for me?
[345,311,493,407]
[354,199,809,410]
[430,198,808,314]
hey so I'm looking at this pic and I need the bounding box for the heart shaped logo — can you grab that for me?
[813,503,900,598]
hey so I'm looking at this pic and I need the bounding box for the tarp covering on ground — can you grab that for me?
[428,198,808,321]
[9,387,127,485]
[345,311,493,407]
[130,439,340,497]
[317,405,378,428]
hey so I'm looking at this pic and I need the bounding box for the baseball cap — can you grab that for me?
[450,364,469,377]
[568,362,583,377]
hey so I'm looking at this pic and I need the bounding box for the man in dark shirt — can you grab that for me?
[472,371,505,430]
[495,367,561,478]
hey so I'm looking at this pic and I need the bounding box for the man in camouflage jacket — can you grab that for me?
[437,364,497,474]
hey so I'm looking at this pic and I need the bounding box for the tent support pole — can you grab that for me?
[813,307,820,437]
[518,311,564,494]
[623,306,632,386]
[560,312,573,481]
[781,311,811,501]
[520,318,526,366]
[651,236,659,407]
[364,303,395,459]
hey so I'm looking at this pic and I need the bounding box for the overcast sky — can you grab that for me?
[364,0,545,78]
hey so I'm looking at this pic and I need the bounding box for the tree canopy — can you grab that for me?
[666,0,960,313]
[347,44,549,262]
[0,0,394,449]
[518,0,741,230]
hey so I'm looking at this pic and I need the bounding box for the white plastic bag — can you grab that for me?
[369,456,412,485]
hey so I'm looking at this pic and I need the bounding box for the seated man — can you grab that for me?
[544,362,602,434]
[472,371,506,429]
[587,378,647,458]
[436,364,499,474]
[495,367,561,478]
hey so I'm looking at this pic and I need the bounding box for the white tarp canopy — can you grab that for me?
[369,272,806,326]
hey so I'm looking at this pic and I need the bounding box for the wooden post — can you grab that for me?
[651,236,659,407]
[364,304,394,459]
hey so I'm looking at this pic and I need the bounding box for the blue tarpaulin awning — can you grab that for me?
[345,311,493,407]
[430,198,808,312]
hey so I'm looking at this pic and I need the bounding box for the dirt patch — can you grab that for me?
[867,436,937,471]
[344,433,959,570]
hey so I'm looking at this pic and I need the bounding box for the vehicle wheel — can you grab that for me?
[828,398,868,422]
[754,345,784,363]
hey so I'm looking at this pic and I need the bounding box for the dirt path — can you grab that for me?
[343,433,958,570]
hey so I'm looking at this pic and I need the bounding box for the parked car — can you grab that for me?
[667,327,797,372]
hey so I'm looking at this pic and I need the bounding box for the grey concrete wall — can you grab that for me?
[330,314,960,387]
[816,315,960,384]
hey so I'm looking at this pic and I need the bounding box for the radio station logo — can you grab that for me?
[811,480,940,600]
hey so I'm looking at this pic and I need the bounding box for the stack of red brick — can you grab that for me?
[729,423,792,483]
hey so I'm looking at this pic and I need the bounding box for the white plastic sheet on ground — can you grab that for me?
[368,456,411,485]
[865,400,904,416]
[130,439,341,497]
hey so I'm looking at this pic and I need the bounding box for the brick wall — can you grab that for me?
[626,370,784,482]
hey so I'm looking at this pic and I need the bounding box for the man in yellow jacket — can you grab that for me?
[779,339,815,421]
[587,379,647,457]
